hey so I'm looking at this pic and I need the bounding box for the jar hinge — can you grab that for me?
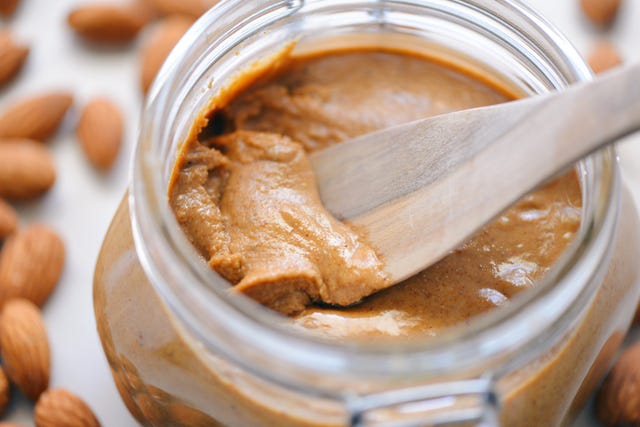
[346,376,499,427]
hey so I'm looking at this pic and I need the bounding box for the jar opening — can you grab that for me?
[131,0,618,392]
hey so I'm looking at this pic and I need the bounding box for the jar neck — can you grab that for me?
[130,0,616,400]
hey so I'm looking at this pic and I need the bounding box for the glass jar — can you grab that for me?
[94,0,640,426]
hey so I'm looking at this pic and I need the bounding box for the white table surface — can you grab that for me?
[1,0,639,426]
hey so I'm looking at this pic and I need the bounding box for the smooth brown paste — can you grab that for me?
[169,50,581,329]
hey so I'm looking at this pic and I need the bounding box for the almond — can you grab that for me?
[581,0,621,26]
[0,92,73,141]
[67,4,152,43]
[0,365,9,417]
[76,98,123,171]
[0,299,50,400]
[0,224,65,307]
[0,423,23,427]
[35,389,101,427]
[0,0,19,17]
[0,198,18,240]
[595,342,640,426]
[0,140,56,200]
[588,40,622,74]
[0,32,29,87]
[140,0,215,18]
[140,15,193,94]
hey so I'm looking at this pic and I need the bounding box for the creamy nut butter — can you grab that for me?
[94,45,640,427]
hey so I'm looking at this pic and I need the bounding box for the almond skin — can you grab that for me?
[140,0,215,18]
[588,40,622,74]
[0,366,9,417]
[581,0,621,26]
[68,4,152,43]
[0,32,29,87]
[0,92,73,141]
[35,389,101,427]
[140,15,193,94]
[0,198,18,239]
[0,299,50,401]
[596,342,640,426]
[76,98,123,171]
[0,224,65,307]
[0,140,56,200]
[0,0,19,17]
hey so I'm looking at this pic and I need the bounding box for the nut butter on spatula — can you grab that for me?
[310,62,640,284]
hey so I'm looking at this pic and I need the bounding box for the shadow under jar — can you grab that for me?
[93,1,640,426]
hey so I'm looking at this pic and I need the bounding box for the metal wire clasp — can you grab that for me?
[347,377,499,427]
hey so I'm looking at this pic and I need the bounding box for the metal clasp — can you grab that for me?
[347,377,499,427]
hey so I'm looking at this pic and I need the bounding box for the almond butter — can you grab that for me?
[0,92,73,141]
[0,299,50,401]
[0,140,56,200]
[140,15,193,94]
[76,98,123,171]
[588,40,622,74]
[140,0,215,18]
[0,365,9,417]
[0,0,19,17]
[0,198,18,239]
[35,389,101,427]
[0,224,65,307]
[0,31,29,87]
[581,0,621,26]
[67,4,152,43]
[595,341,640,426]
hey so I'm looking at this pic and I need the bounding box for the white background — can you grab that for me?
[1,0,639,425]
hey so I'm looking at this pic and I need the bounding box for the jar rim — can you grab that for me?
[131,0,619,392]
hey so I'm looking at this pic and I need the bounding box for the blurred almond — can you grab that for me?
[581,0,621,26]
[77,98,123,171]
[0,366,8,417]
[68,4,153,43]
[0,31,29,87]
[0,92,73,141]
[0,299,50,401]
[140,15,193,93]
[588,40,622,74]
[141,0,216,18]
[0,198,17,240]
[0,0,19,17]
[35,389,101,427]
[0,224,65,307]
[0,140,56,200]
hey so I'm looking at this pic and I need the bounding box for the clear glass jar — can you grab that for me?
[94,0,640,426]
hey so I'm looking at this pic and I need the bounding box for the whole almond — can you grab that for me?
[0,92,73,141]
[0,32,29,87]
[76,98,123,171]
[0,140,56,199]
[68,4,152,43]
[0,224,65,307]
[596,342,640,426]
[0,198,18,239]
[140,15,193,93]
[140,0,215,18]
[0,299,50,400]
[0,0,19,17]
[0,366,8,417]
[581,0,621,26]
[35,389,101,427]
